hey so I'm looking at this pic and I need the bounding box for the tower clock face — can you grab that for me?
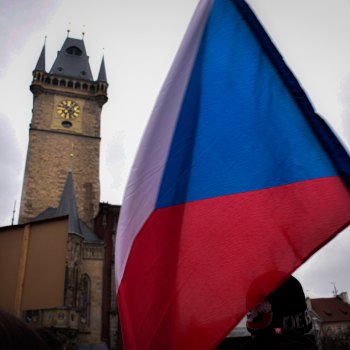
[56,100,80,119]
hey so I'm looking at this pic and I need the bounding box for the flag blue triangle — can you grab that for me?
[156,0,350,208]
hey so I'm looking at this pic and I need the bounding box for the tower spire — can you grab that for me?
[35,40,46,71]
[97,55,107,82]
[56,171,81,234]
[82,25,86,40]
[67,22,71,38]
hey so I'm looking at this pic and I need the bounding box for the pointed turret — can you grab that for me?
[56,170,81,235]
[35,44,46,72]
[97,56,107,82]
[49,37,93,80]
[32,169,103,243]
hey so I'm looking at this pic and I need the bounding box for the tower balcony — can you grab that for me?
[30,70,108,106]
[25,308,81,330]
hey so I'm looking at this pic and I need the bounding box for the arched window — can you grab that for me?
[60,80,66,87]
[82,83,88,90]
[52,78,58,86]
[75,82,81,89]
[66,46,82,56]
[80,274,90,325]
[73,264,79,307]
[64,265,69,306]
[68,81,73,88]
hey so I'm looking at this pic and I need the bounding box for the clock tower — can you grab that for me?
[19,36,108,228]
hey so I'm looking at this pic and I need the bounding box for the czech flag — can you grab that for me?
[116,0,350,349]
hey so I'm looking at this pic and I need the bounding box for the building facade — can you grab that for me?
[15,37,120,349]
[307,292,350,350]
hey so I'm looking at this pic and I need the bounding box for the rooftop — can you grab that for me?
[310,294,350,322]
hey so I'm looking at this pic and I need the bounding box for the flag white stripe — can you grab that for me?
[115,0,214,288]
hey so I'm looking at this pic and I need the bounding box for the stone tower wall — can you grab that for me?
[19,81,106,228]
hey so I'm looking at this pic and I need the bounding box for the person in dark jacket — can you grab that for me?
[241,275,318,350]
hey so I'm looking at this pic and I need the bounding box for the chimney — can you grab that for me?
[338,292,350,304]
[306,297,312,310]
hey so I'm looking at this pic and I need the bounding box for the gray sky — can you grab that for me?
[1,0,350,298]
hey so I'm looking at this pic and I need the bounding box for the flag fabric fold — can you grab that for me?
[116,0,350,349]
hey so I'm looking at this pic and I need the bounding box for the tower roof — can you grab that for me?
[49,37,93,81]
[35,43,46,71]
[97,56,107,82]
[33,170,102,244]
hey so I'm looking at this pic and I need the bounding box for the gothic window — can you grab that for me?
[73,263,79,307]
[80,274,91,325]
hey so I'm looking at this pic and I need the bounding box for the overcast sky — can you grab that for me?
[1,0,350,299]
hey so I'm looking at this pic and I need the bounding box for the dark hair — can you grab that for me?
[36,327,64,350]
[0,310,48,350]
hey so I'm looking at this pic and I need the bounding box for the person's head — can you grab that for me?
[0,310,48,350]
[246,275,312,336]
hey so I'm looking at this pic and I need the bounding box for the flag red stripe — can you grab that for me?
[118,176,350,350]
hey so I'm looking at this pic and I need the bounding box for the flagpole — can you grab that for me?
[11,200,16,226]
